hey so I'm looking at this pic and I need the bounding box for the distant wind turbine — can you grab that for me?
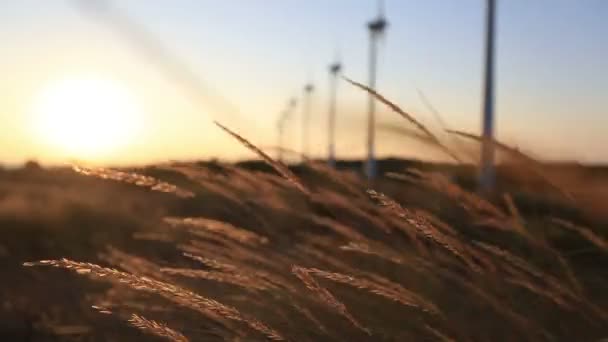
[277,110,287,162]
[365,0,388,179]
[277,98,297,162]
[327,59,342,167]
[302,83,314,159]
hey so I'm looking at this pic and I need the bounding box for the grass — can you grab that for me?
[3,84,608,341]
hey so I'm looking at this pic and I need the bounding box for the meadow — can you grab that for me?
[2,120,608,341]
[3,1,605,340]
[0,80,606,342]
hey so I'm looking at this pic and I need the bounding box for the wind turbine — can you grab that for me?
[480,0,496,192]
[365,0,388,179]
[277,110,288,162]
[328,59,342,168]
[277,98,297,162]
[302,83,315,160]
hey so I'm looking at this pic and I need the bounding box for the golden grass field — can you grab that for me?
[2,83,608,341]
[2,132,608,341]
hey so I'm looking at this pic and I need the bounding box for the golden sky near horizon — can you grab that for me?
[1,1,606,166]
[0,35,451,166]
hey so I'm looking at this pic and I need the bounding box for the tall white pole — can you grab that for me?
[480,0,496,192]
[302,84,314,159]
[278,98,296,162]
[287,98,297,158]
[366,34,378,179]
[277,110,286,162]
[365,1,387,180]
[328,62,342,167]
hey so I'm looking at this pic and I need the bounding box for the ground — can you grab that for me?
[1,158,607,341]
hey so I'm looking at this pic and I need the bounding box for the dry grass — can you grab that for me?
[344,77,462,163]
[23,259,285,340]
[163,216,269,246]
[446,129,573,199]
[128,314,189,342]
[214,121,311,196]
[72,164,195,198]
[388,169,506,219]
[291,265,369,334]
[551,218,608,252]
[299,266,440,316]
[9,85,608,341]
[15,157,608,340]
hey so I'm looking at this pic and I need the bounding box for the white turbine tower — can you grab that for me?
[277,109,288,162]
[365,0,388,179]
[328,59,342,167]
[302,83,314,160]
[480,0,496,192]
[277,98,297,162]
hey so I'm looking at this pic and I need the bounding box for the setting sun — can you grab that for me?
[31,77,142,158]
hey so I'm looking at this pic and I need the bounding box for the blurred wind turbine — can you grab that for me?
[480,0,497,192]
[327,58,342,168]
[277,98,297,162]
[277,110,288,162]
[302,83,314,160]
[365,0,388,179]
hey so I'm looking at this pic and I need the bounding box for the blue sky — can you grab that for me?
[0,0,606,164]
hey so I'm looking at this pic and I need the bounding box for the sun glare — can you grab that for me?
[31,77,142,158]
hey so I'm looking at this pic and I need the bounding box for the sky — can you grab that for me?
[0,0,606,166]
